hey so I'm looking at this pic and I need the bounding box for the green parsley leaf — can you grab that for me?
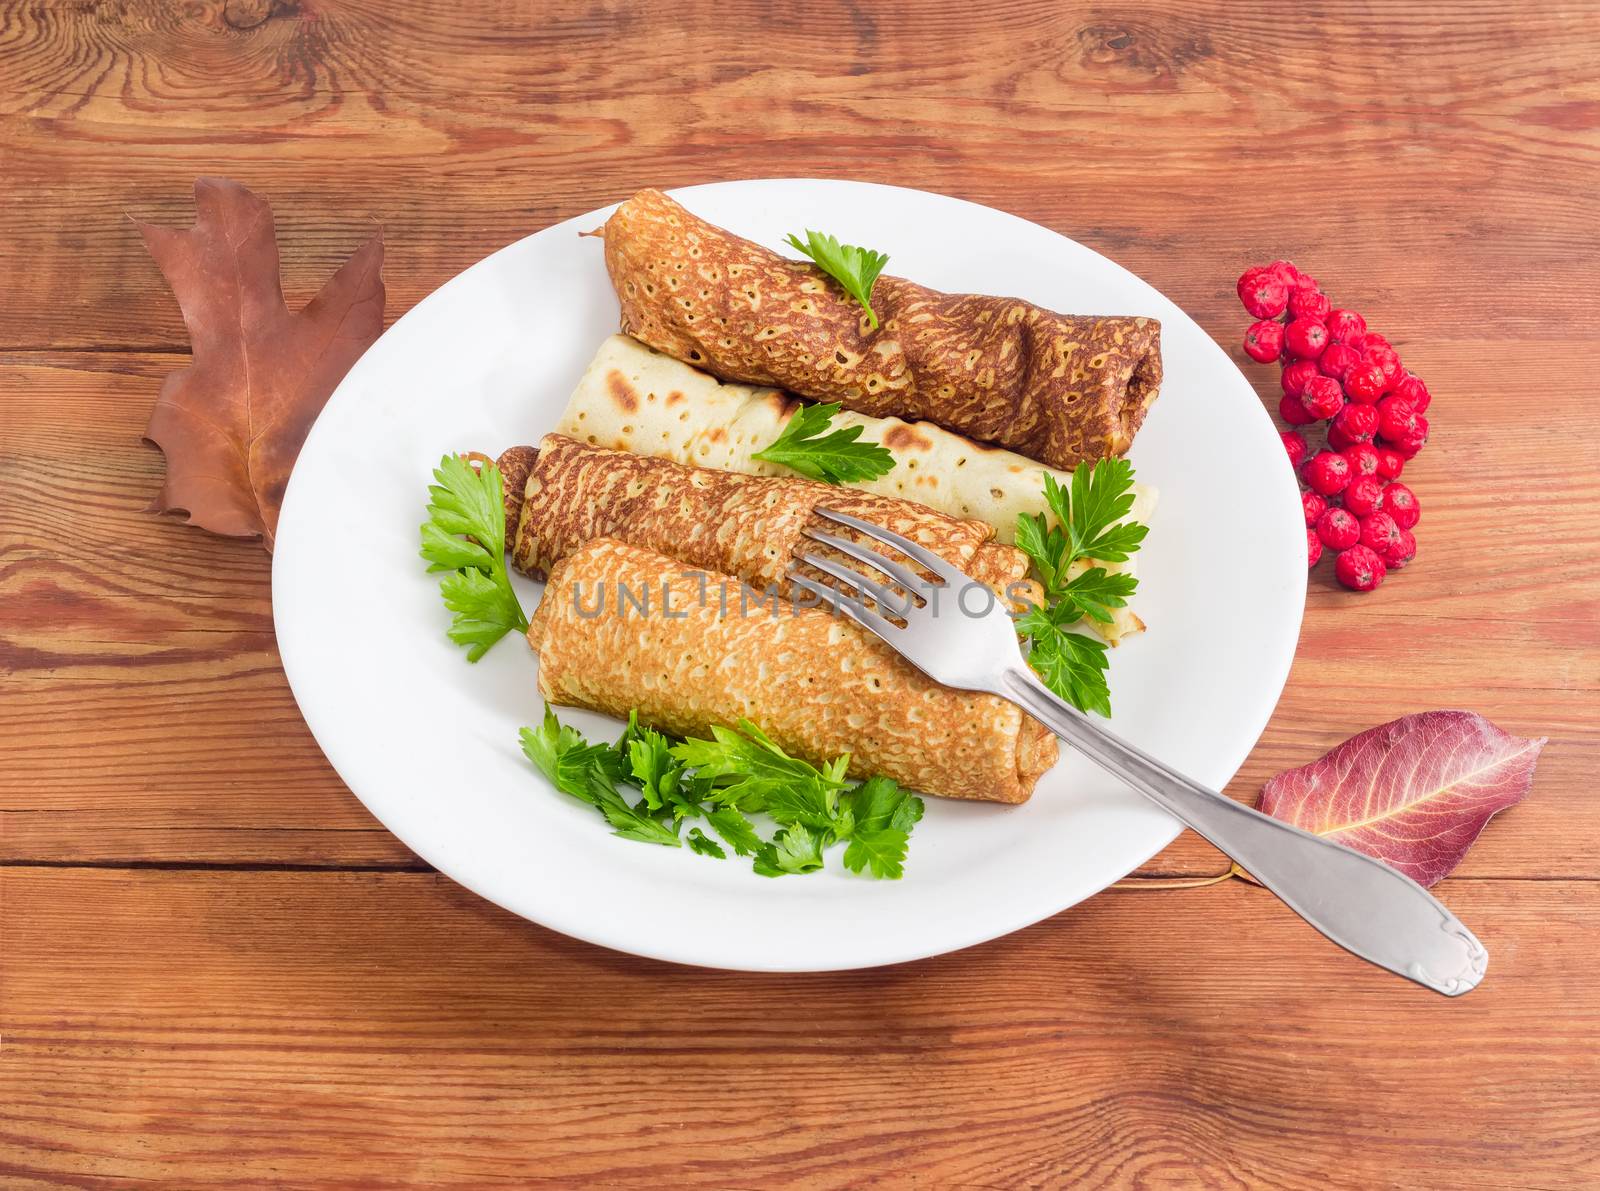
[1013,510,1067,593]
[1011,457,1148,718]
[614,708,647,754]
[687,828,726,859]
[753,824,827,877]
[1054,566,1139,626]
[523,711,924,876]
[1068,458,1145,562]
[421,454,528,661]
[763,770,845,831]
[628,736,679,811]
[784,228,890,329]
[839,776,924,879]
[751,401,896,485]
[519,708,619,802]
[623,721,691,815]
[842,827,909,879]
[1039,469,1072,526]
[1013,594,1074,643]
[670,772,717,821]
[1016,461,1148,583]
[847,775,925,833]
[671,721,845,814]
[587,769,682,847]
[1027,627,1112,719]
[437,567,529,660]
[1080,520,1149,563]
[705,806,764,857]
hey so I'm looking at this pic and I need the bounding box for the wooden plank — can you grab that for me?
[2,867,1596,1187]
[0,2,1597,351]
[3,350,1596,871]
[0,352,416,866]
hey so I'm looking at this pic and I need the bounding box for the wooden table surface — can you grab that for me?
[4,2,1599,1185]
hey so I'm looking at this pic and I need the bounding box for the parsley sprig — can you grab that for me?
[751,402,896,485]
[521,708,925,879]
[420,454,528,661]
[1014,459,1148,718]
[785,228,889,329]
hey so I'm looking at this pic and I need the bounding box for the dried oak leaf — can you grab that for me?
[1259,710,1546,887]
[139,177,384,550]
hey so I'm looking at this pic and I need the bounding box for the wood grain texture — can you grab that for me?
[2,0,1599,1184]
[3,868,1599,1188]
[2,1,1598,352]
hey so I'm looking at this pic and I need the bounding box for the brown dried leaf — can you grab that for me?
[139,178,384,550]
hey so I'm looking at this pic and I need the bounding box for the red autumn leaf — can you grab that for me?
[139,177,384,551]
[1259,711,1545,887]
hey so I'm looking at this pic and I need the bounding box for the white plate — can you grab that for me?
[273,179,1304,971]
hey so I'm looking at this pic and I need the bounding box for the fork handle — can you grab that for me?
[999,666,1487,997]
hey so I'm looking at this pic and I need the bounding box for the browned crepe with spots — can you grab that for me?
[527,538,1057,804]
[601,188,1163,471]
[495,435,1037,608]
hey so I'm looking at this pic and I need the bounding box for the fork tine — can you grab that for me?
[800,528,929,597]
[796,551,916,618]
[788,574,901,641]
[812,508,969,586]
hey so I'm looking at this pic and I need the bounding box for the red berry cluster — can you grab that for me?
[1238,260,1427,592]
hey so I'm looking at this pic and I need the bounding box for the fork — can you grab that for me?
[790,507,1487,997]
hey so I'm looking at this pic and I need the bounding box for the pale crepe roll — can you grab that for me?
[528,538,1058,805]
[556,334,1154,642]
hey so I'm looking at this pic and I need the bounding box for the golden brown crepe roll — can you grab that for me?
[495,435,1038,609]
[601,188,1162,471]
[528,538,1058,804]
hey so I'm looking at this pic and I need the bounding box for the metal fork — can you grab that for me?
[791,508,1487,997]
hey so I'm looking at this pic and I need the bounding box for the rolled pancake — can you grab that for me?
[555,335,1152,643]
[528,538,1058,804]
[496,435,1036,610]
[600,188,1161,471]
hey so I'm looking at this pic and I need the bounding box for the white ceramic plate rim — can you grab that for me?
[273,179,1305,971]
